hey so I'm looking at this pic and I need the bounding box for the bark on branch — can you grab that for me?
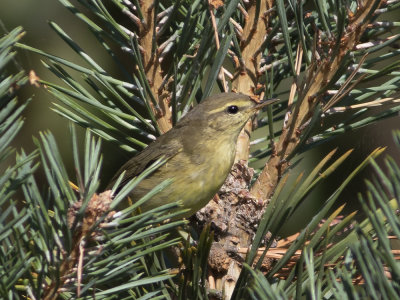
[139,1,172,134]
[233,0,275,161]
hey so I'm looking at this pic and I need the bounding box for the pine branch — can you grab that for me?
[10,1,400,299]
[136,1,173,133]
[0,26,35,299]
[231,0,275,161]
[251,0,384,200]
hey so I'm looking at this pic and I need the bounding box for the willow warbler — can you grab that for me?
[109,93,276,218]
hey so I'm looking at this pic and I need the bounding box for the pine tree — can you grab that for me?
[2,0,400,299]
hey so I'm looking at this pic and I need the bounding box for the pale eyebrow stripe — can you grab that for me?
[208,107,227,114]
[207,100,250,114]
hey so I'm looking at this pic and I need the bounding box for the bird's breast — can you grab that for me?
[131,139,237,217]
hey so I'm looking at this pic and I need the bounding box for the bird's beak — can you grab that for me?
[253,97,279,110]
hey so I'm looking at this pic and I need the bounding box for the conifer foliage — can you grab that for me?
[1,0,400,299]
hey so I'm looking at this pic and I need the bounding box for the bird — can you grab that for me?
[108,92,276,219]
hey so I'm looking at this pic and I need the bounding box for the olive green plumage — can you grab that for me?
[109,93,276,218]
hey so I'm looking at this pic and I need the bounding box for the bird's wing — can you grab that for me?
[107,137,182,190]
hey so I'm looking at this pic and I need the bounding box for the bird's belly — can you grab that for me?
[131,150,234,217]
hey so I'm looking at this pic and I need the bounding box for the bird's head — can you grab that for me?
[181,93,277,136]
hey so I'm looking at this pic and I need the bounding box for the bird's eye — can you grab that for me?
[227,105,239,114]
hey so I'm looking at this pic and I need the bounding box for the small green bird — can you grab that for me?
[109,93,276,218]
